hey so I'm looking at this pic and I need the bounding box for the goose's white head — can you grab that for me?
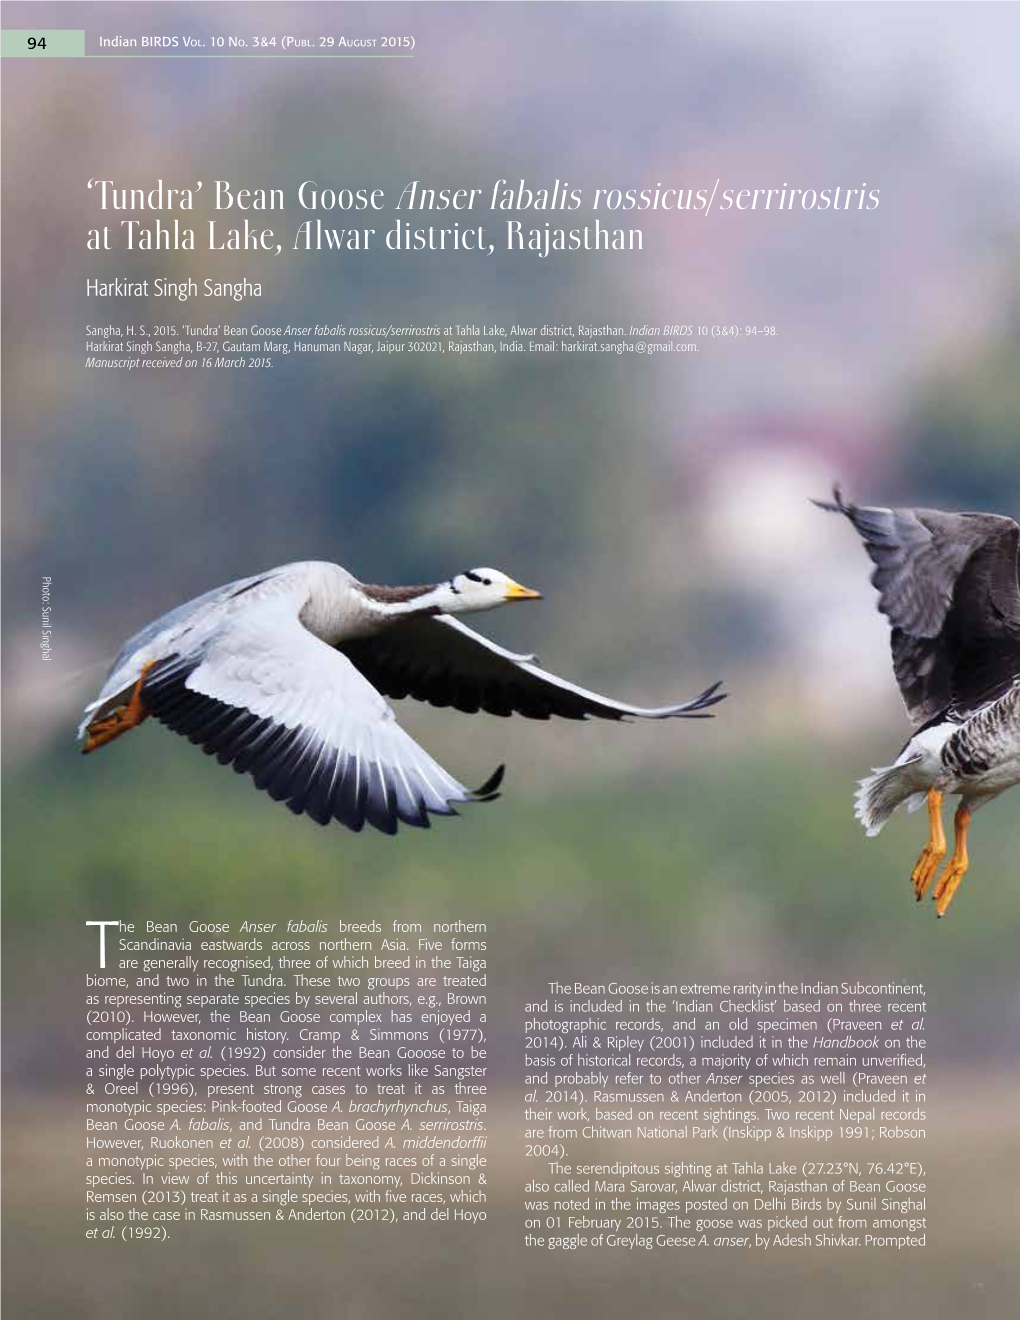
[442,567,543,613]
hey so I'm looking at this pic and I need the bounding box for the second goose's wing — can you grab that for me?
[140,594,502,834]
[340,614,726,721]
[818,490,1020,725]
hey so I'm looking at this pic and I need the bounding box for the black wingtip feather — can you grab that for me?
[677,681,728,715]
[472,763,505,800]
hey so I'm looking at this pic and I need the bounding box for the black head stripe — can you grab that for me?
[464,570,483,584]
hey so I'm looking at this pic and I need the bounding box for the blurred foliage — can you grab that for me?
[5,730,1017,1008]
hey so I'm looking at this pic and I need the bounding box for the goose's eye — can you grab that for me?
[481,577,492,586]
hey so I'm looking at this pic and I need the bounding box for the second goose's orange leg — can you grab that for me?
[910,788,946,901]
[933,805,972,918]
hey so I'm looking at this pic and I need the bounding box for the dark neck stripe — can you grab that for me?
[360,582,438,604]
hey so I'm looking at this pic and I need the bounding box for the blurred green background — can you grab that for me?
[3,3,1019,1317]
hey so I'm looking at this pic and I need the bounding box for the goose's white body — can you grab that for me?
[857,691,1020,836]
[80,560,724,835]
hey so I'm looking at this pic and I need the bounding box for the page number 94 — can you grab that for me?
[26,36,47,50]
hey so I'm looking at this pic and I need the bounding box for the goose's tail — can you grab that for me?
[854,758,928,837]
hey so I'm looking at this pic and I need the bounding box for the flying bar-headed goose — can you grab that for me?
[79,561,726,835]
[817,489,1020,915]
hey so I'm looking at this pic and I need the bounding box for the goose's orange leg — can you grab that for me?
[933,804,972,918]
[82,661,156,754]
[911,788,946,901]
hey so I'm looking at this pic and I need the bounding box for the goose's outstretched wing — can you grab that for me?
[816,488,1020,725]
[340,614,726,722]
[139,596,502,834]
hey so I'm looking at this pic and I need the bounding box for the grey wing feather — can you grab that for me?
[340,614,726,722]
[817,487,1020,724]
